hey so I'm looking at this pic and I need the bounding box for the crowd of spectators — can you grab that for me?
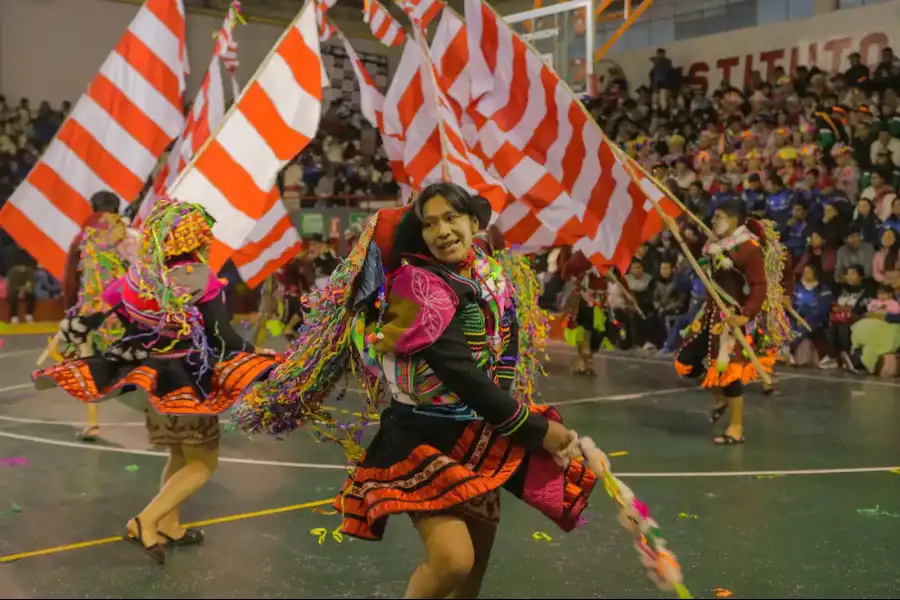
[3,40,900,375]
[535,46,900,375]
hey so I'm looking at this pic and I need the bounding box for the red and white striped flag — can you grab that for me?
[394,0,443,31]
[364,0,406,48]
[0,0,188,279]
[337,29,412,199]
[232,192,302,288]
[381,33,507,212]
[136,52,227,226]
[316,0,338,41]
[167,1,324,271]
[461,0,679,271]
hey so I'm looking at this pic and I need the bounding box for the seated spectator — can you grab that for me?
[796,229,837,284]
[821,264,872,369]
[783,202,810,259]
[614,260,653,351]
[790,264,833,366]
[873,227,899,285]
[884,196,900,231]
[867,283,900,314]
[651,259,686,347]
[818,201,848,248]
[835,226,875,282]
[853,197,882,245]
[765,174,794,228]
[34,267,60,299]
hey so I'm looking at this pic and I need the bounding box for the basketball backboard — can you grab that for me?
[503,0,595,96]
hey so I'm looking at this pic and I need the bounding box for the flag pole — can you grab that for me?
[410,23,453,181]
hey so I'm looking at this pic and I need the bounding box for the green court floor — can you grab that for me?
[1,335,898,598]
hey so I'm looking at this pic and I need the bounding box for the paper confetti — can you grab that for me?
[0,457,27,467]
[608,451,628,457]
[714,588,733,598]
[531,531,552,542]
[889,468,900,475]
[755,474,781,479]
[124,465,140,472]
[0,503,22,518]
[856,506,900,518]
[312,507,339,516]
[677,512,698,520]
[310,527,344,545]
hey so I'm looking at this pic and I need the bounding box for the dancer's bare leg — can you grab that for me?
[156,445,187,539]
[405,514,474,599]
[446,517,497,599]
[127,442,219,547]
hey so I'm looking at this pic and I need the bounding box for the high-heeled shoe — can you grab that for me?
[125,517,166,564]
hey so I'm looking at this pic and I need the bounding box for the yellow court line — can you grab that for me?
[0,498,333,564]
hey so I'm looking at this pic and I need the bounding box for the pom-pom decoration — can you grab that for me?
[579,437,693,599]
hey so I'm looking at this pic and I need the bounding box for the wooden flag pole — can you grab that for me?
[612,144,812,332]
[410,23,453,181]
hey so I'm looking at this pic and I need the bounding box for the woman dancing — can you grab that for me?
[33,199,280,564]
[241,183,596,598]
[672,198,787,445]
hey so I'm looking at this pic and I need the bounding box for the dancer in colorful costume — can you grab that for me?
[32,199,280,564]
[674,198,789,445]
[54,191,130,441]
[240,183,597,598]
[561,250,612,374]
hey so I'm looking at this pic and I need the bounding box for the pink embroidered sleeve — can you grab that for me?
[389,266,459,355]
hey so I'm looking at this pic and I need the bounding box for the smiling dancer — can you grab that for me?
[240,182,596,598]
[33,199,280,564]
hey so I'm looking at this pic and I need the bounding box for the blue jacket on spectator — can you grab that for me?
[793,281,833,334]
[765,189,794,226]
[742,188,767,214]
[35,268,61,300]
[784,220,809,259]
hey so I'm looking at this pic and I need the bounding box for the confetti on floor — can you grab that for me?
[856,506,900,518]
[714,588,733,598]
[0,457,27,467]
[755,474,782,479]
[531,531,552,542]
[124,465,140,472]
[0,503,22,518]
[677,512,699,520]
[890,468,900,475]
[608,451,628,457]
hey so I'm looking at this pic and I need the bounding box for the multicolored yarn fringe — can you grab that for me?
[128,198,217,372]
[756,219,793,350]
[236,218,378,439]
[579,437,692,599]
[495,250,549,406]
[71,213,128,353]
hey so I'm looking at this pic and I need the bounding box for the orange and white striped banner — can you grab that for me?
[136,52,227,226]
[337,28,412,199]
[395,0,443,31]
[364,0,406,47]
[232,190,303,288]
[167,0,323,271]
[461,0,678,271]
[0,0,187,279]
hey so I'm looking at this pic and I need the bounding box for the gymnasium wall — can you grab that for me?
[607,0,899,91]
[0,0,400,106]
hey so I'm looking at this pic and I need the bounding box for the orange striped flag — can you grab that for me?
[232,193,302,288]
[167,0,324,271]
[0,0,188,279]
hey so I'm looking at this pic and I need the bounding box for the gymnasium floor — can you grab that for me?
[1,333,898,599]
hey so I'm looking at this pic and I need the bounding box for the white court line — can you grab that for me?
[1,429,895,478]
[0,385,694,428]
[0,383,37,394]
[0,347,48,359]
[549,343,900,388]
